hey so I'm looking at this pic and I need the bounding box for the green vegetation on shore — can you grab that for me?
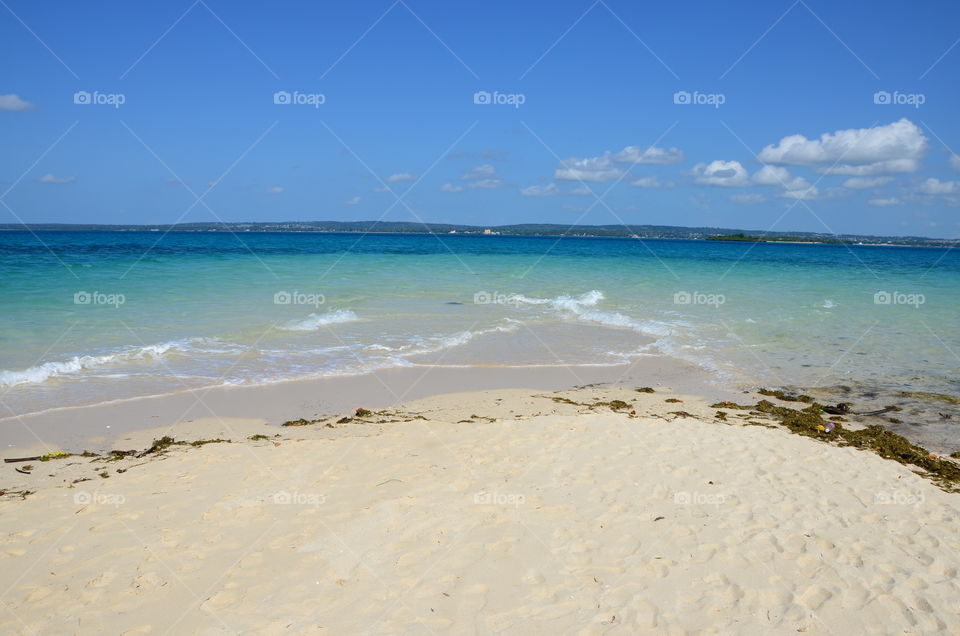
[707,233,844,244]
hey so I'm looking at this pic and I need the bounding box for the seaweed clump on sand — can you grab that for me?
[757,388,814,403]
[754,400,960,491]
[140,436,229,456]
[635,387,656,394]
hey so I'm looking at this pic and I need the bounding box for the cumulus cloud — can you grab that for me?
[691,160,749,187]
[611,145,684,164]
[0,94,34,111]
[555,144,684,182]
[344,196,361,205]
[520,183,559,197]
[630,176,674,189]
[917,178,959,195]
[868,197,901,207]
[751,165,813,194]
[266,186,284,195]
[386,173,415,183]
[842,176,893,190]
[757,119,927,175]
[463,164,502,189]
[554,154,624,182]
[779,186,821,200]
[440,183,464,193]
[36,173,75,184]
[731,193,766,204]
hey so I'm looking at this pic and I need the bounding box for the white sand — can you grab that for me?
[1,386,959,634]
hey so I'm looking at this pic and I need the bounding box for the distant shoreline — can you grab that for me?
[0,224,952,248]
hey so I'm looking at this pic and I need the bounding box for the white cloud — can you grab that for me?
[868,197,901,207]
[520,183,559,197]
[344,196,361,205]
[630,176,674,189]
[951,154,960,172]
[819,159,920,176]
[372,186,390,193]
[611,145,684,164]
[554,155,623,182]
[842,176,893,190]
[691,160,749,187]
[386,173,415,183]
[569,185,593,195]
[36,173,75,184]
[0,94,34,111]
[554,144,684,183]
[917,178,959,195]
[779,186,820,200]
[440,183,464,193]
[463,164,502,189]
[757,119,927,175]
[751,166,814,194]
[266,186,284,195]
[731,193,766,204]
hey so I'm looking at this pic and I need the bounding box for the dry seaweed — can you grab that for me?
[635,387,656,393]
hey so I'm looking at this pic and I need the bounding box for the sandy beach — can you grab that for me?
[2,383,958,634]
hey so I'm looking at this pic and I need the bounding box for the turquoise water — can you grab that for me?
[1,231,958,442]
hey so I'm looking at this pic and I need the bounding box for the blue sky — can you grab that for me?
[2,0,959,237]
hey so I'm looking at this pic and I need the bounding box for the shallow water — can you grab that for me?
[1,231,957,447]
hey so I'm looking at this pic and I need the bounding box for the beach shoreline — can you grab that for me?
[1,354,738,456]
[2,382,958,633]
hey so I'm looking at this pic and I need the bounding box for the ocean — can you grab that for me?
[1,231,958,448]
